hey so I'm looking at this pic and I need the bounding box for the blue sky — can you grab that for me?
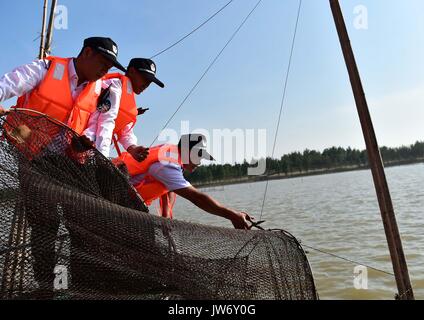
[0,0,423,162]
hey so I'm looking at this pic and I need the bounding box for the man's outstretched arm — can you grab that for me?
[174,186,253,229]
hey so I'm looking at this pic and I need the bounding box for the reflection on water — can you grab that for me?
[171,163,424,300]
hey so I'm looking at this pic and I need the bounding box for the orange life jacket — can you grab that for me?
[119,144,182,218]
[14,56,101,135]
[103,73,138,141]
[5,56,101,159]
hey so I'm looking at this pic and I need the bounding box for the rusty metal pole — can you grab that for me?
[38,0,49,59]
[329,0,414,300]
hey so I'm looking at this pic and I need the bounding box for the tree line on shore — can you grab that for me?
[185,141,424,184]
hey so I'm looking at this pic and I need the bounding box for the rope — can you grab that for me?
[250,0,403,297]
[150,0,236,59]
[149,0,263,147]
[302,241,412,298]
[254,225,395,277]
[301,243,395,277]
[259,0,303,221]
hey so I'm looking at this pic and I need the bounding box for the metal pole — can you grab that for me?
[44,0,58,56]
[38,0,49,59]
[329,0,414,300]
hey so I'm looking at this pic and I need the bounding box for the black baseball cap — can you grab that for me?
[128,58,165,88]
[178,134,215,163]
[83,37,126,72]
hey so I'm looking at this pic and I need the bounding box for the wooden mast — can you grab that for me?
[44,0,57,56]
[329,0,414,300]
[38,0,49,59]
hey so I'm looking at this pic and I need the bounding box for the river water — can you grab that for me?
[170,163,424,300]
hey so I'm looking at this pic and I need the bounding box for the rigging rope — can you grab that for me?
[252,0,398,292]
[259,0,303,221]
[253,226,395,278]
[150,0,236,59]
[302,240,406,297]
[149,0,263,147]
[301,243,395,277]
[147,0,402,298]
[143,0,397,284]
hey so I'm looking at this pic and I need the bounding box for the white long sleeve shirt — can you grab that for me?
[83,77,138,157]
[0,58,90,104]
[0,58,135,158]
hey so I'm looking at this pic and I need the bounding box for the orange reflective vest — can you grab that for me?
[119,144,182,217]
[103,73,138,141]
[14,56,101,135]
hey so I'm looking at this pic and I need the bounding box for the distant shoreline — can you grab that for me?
[193,158,424,189]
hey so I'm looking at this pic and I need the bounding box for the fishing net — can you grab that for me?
[0,109,318,300]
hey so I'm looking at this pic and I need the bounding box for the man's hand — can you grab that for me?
[79,135,95,149]
[9,125,32,144]
[127,145,149,162]
[230,211,255,230]
[0,106,6,116]
[71,135,94,152]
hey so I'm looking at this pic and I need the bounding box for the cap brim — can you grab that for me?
[98,51,127,72]
[139,70,165,88]
[200,149,215,161]
[113,61,127,73]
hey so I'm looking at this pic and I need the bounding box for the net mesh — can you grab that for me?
[0,109,318,300]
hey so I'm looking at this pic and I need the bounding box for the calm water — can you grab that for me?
[167,163,424,300]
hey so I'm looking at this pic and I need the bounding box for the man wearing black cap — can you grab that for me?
[0,36,125,296]
[0,37,125,131]
[84,58,164,161]
[117,134,254,229]
[77,36,127,78]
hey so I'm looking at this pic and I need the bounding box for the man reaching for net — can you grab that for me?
[116,133,254,229]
